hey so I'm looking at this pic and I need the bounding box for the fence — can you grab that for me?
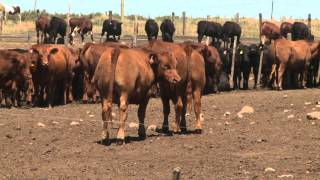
[0,12,318,45]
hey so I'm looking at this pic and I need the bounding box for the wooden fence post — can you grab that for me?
[308,13,311,33]
[171,12,175,24]
[257,13,263,87]
[109,11,113,20]
[182,11,186,36]
[259,13,262,42]
[121,0,125,22]
[229,36,238,89]
[0,12,3,38]
[207,15,210,20]
[133,15,138,47]
[172,167,181,180]
[235,13,239,23]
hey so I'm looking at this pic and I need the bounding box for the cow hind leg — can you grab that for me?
[193,88,203,134]
[101,97,113,145]
[117,94,128,145]
[173,96,183,133]
[277,64,286,91]
[161,96,170,133]
[137,98,150,139]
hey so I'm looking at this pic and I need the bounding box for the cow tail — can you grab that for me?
[184,44,193,114]
[107,47,120,100]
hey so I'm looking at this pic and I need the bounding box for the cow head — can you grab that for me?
[149,51,181,84]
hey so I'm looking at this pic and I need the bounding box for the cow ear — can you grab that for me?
[50,48,59,55]
[149,54,159,65]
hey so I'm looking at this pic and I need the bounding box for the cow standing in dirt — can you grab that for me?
[0,50,33,108]
[272,39,312,90]
[48,16,67,44]
[145,19,159,41]
[101,19,122,42]
[160,19,175,42]
[197,21,223,47]
[35,15,50,44]
[80,42,129,103]
[93,46,181,144]
[148,40,206,134]
[69,17,94,45]
[30,44,80,107]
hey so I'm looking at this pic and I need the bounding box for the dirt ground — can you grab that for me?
[0,88,319,179]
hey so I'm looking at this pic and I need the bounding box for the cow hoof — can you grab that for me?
[180,127,187,134]
[194,129,202,134]
[138,133,146,140]
[162,126,169,133]
[82,100,88,104]
[116,139,125,145]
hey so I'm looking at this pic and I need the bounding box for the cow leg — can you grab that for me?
[161,95,170,132]
[36,30,40,44]
[253,67,258,89]
[137,98,150,139]
[278,63,286,91]
[81,33,85,45]
[48,82,56,108]
[117,94,128,145]
[4,88,13,108]
[193,88,203,134]
[90,31,94,42]
[173,96,183,133]
[26,79,33,105]
[101,97,113,144]
[243,70,250,90]
[82,73,89,103]
[302,64,309,89]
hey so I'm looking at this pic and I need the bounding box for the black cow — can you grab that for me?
[217,47,232,91]
[197,21,222,48]
[160,19,175,42]
[48,16,67,44]
[222,21,241,48]
[292,22,312,41]
[69,17,94,45]
[101,19,122,42]
[145,19,159,41]
[247,44,260,88]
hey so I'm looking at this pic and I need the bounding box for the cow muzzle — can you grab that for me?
[166,70,181,84]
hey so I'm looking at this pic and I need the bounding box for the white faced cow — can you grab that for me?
[0,3,21,23]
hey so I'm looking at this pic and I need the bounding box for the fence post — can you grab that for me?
[235,13,239,23]
[182,11,186,36]
[259,13,262,43]
[121,0,125,22]
[109,11,113,20]
[229,36,238,89]
[308,13,311,33]
[0,12,3,38]
[133,15,138,47]
[171,12,175,24]
[207,15,210,20]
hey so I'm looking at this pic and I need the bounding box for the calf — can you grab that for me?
[0,50,32,108]
[30,45,79,107]
[101,19,122,42]
[182,42,222,93]
[273,39,312,90]
[69,17,94,45]
[35,15,50,44]
[93,46,180,144]
[145,19,159,41]
[160,19,175,42]
[222,21,242,48]
[197,21,223,47]
[80,42,129,103]
[149,40,206,134]
[48,16,67,44]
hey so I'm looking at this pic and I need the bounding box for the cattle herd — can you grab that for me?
[0,13,319,145]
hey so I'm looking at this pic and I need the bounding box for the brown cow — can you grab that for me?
[30,44,80,107]
[148,40,206,134]
[93,46,181,144]
[181,42,222,93]
[69,17,94,45]
[261,21,282,45]
[0,49,32,108]
[280,22,293,39]
[35,15,50,44]
[273,39,311,90]
[80,42,129,103]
